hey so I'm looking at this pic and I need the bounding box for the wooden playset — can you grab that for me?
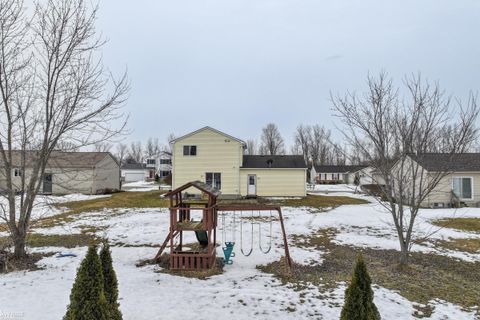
[154,181,292,272]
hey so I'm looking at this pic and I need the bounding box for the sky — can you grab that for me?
[95,0,480,148]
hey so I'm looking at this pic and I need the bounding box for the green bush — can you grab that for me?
[64,245,110,320]
[100,241,122,320]
[340,254,381,320]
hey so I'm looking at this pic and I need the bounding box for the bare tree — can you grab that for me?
[260,123,285,155]
[145,137,161,158]
[332,72,478,265]
[114,143,127,164]
[309,125,331,165]
[0,0,128,259]
[128,141,143,163]
[94,142,112,152]
[164,133,176,153]
[293,125,311,163]
[246,139,258,155]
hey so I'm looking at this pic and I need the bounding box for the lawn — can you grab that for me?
[56,190,170,214]
[0,233,98,249]
[260,228,480,317]
[268,194,368,208]
[432,217,480,233]
[35,191,169,228]
[1,192,479,319]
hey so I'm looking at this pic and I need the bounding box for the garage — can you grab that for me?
[121,163,147,182]
[124,171,145,182]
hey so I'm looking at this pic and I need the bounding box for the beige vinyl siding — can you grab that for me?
[240,168,306,197]
[424,172,480,207]
[0,154,120,195]
[93,154,121,192]
[172,128,244,195]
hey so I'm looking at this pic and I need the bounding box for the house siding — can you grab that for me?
[240,168,306,197]
[0,154,120,195]
[172,128,244,195]
[424,172,480,207]
[92,154,121,192]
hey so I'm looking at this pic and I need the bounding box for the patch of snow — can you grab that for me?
[121,181,163,192]
[312,184,358,193]
[2,196,479,319]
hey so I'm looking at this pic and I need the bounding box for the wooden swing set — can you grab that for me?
[154,181,292,272]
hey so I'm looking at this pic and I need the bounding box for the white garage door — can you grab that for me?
[124,172,145,182]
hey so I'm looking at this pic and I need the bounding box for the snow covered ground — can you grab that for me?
[121,181,169,192]
[1,195,479,319]
[0,193,110,223]
[310,183,358,193]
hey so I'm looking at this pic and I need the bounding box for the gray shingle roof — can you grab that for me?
[242,155,306,169]
[0,151,115,168]
[313,165,368,173]
[121,162,146,170]
[410,153,480,172]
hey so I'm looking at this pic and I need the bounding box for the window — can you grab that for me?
[183,145,197,156]
[160,171,170,177]
[160,159,171,165]
[206,172,221,190]
[452,177,473,199]
[14,168,22,177]
[146,159,156,165]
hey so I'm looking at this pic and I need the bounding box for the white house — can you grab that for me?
[145,151,172,180]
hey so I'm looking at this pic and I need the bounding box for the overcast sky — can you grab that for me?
[96,0,480,147]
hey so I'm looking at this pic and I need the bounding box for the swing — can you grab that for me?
[221,211,236,264]
[258,210,273,254]
[240,210,254,256]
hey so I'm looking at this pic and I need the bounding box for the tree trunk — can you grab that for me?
[399,243,409,266]
[13,232,26,259]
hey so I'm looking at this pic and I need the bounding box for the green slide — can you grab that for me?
[195,231,208,246]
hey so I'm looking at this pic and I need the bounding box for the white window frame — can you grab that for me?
[183,145,197,156]
[451,176,474,200]
[205,172,221,190]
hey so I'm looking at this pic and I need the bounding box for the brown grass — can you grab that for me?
[0,233,99,249]
[258,228,480,316]
[432,218,480,233]
[266,195,369,209]
[433,238,480,254]
[34,191,169,228]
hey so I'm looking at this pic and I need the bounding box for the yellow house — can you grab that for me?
[171,127,307,197]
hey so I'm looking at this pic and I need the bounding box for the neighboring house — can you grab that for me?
[145,151,172,180]
[0,151,120,195]
[310,165,368,184]
[398,153,480,208]
[171,126,307,197]
[121,162,149,182]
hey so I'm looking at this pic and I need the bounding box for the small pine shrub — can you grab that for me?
[340,254,381,320]
[100,241,122,320]
[64,245,110,320]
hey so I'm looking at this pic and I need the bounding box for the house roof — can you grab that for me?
[409,153,480,172]
[242,155,307,169]
[313,165,368,173]
[121,162,146,170]
[170,126,246,146]
[0,151,116,168]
